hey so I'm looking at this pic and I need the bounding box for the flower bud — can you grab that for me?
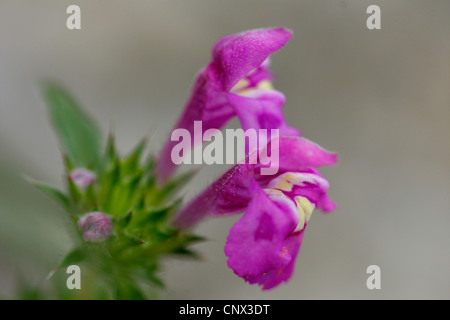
[77,212,112,243]
[69,168,97,190]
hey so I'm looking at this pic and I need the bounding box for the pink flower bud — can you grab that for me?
[77,212,112,243]
[69,168,97,190]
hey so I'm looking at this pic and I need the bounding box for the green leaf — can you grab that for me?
[103,133,118,170]
[139,199,182,226]
[99,158,121,213]
[171,247,201,259]
[59,247,87,268]
[115,280,146,300]
[84,183,98,210]
[122,138,147,175]
[62,154,74,172]
[26,177,72,212]
[43,82,102,169]
[139,233,204,258]
[66,175,81,206]
[145,170,197,206]
[159,169,198,200]
[116,211,133,228]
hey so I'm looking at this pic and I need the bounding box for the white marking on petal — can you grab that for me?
[294,196,315,232]
[268,172,329,191]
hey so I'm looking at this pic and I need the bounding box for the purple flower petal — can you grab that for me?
[246,231,303,290]
[78,212,112,243]
[255,136,338,178]
[224,181,303,290]
[245,58,274,88]
[69,168,97,190]
[210,28,292,91]
[228,90,300,139]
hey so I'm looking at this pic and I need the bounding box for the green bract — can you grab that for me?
[28,83,201,300]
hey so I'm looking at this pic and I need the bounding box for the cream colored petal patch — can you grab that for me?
[294,196,315,232]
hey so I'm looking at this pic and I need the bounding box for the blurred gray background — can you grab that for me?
[0,0,448,299]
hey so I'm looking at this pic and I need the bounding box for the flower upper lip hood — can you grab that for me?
[208,27,293,91]
[156,27,298,184]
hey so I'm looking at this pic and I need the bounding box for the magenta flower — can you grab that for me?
[78,212,113,243]
[69,168,97,190]
[156,27,299,183]
[172,136,337,289]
